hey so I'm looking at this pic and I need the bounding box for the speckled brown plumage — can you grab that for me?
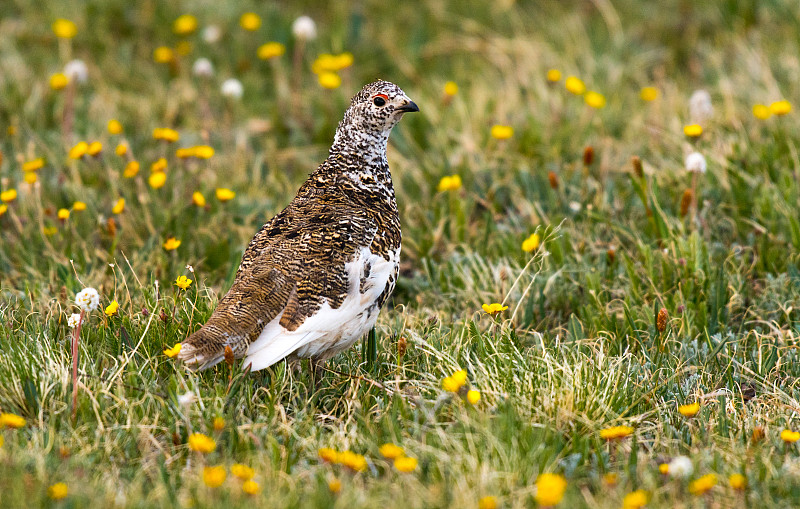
[179,81,418,371]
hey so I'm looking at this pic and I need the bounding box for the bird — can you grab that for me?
[178,80,418,374]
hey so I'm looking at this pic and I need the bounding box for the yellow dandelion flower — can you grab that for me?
[173,14,198,35]
[192,191,206,208]
[318,448,339,463]
[622,490,648,509]
[104,300,119,316]
[115,143,128,156]
[437,175,462,192]
[47,482,69,500]
[0,204,7,216]
[150,159,168,173]
[212,416,225,432]
[333,53,354,70]
[163,237,181,251]
[72,201,87,211]
[242,480,260,495]
[478,496,498,509]
[522,233,541,252]
[658,463,669,474]
[149,171,167,189]
[87,141,102,156]
[640,87,658,102]
[602,473,618,486]
[123,161,140,178]
[69,141,88,159]
[153,128,180,142]
[689,473,717,496]
[599,425,634,440]
[379,443,404,460]
[203,465,226,488]
[1,189,18,202]
[328,478,342,493]
[565,76,585,95]
[318,71,342,90]
[444,81,458,96]
[57,208,70,220]
[175,275,193,290]
[584,91,606,109]
[153,46,174,64]
[729,473,746,491]
[490,125,514,140]
[683,124,703,137]
[770,100,791,116]
[546,69,562,82]
[442,369,467,393]
[339,450,367,472]
[23,158,45,172]
[24,172,37,184]
[240,12,262,31]
[188,433,216,453]
[112,198,125,214]
[176,148,194,159]
[193,145,214,159]
[231,463,255,481]
[679,401,700,417]
[394,456,418,473]
[481,303,508,315]
[43,226,57,236]
[216,188,235,202]
[752,104,771,120]
[107,119,123,134]
[258,42,286,60]
[164,343,182,358]
[52,19,77,39]
[781,429,800,443]
[0,413,26,429]
[534,473,567,507]
[50,73,69,90]
[467,389,481,405]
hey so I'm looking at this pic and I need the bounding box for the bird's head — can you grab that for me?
[334,81,418,150]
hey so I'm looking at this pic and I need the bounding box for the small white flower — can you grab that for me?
[202,25,222,44]
[685,152,707,173]
[568,201,582,212]
[75,287,100,312]
[221,78,243,99]
[668,456,694,478]
[185,264,195,273]
[291,16,317,41]
[67,313,82,328]
[177,391,197,407]
[689,89,713,124]
[64,59,88,84]
[192,58,214,78]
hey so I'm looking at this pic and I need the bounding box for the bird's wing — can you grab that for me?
[178,197,377,370]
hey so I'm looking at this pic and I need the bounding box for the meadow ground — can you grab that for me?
[1,1,800,507]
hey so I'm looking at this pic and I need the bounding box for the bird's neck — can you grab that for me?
[328,123,393,186]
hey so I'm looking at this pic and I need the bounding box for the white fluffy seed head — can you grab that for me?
[292,16,317,41]
[192,58,214,77]
[64,59,88,84]
[75,287,99,311]
[685,152,707,173]
[689,89,713,124]
[202,25,221,44]
[668,456,694,478]
[67,313,82,328]
[221,78,243,99]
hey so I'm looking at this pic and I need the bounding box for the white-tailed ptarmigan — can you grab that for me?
[178,80,418,372]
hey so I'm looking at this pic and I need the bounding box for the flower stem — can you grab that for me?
[71,309,84,422]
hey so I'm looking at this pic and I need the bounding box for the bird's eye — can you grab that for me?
[373,94,388,107]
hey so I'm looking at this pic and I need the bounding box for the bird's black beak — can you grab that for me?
[396,101,419,113]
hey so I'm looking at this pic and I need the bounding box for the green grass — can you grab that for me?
[2,0,800,507]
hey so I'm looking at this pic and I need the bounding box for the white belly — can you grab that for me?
[243,246,399,371]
